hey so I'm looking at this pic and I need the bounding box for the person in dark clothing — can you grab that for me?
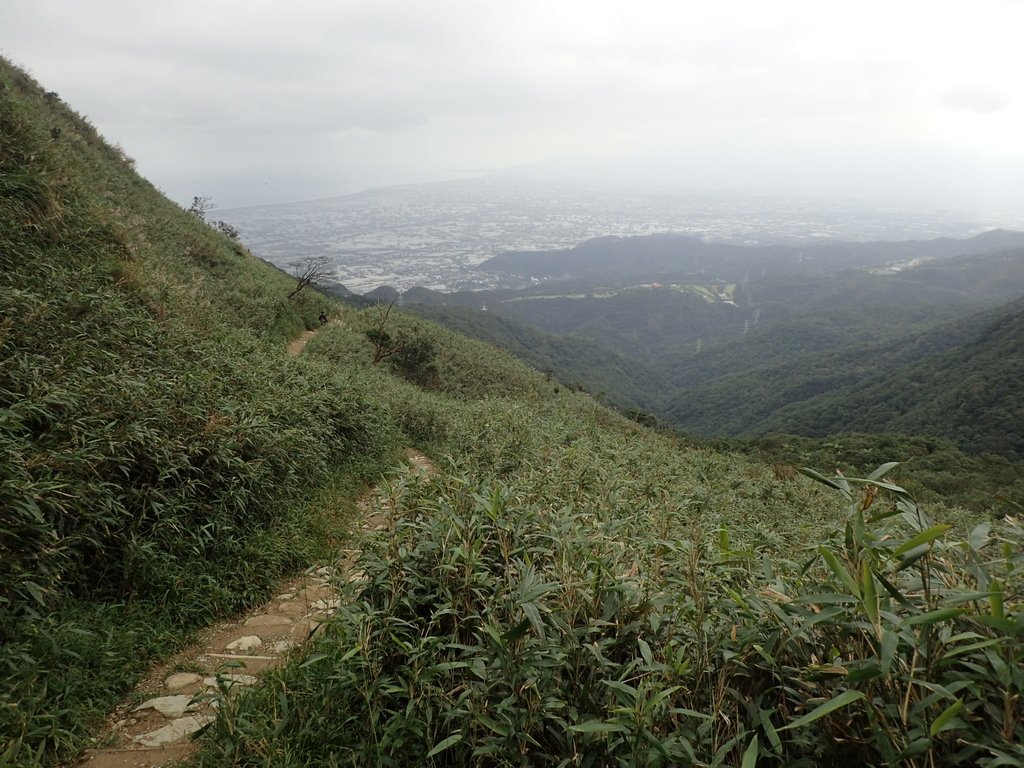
[319,312,328,327]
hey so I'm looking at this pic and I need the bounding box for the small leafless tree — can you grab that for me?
[365,301,439,386]
[188,195,213,221]
[213,220,240,240]
[287,256,330,299]
[367,300,406,363]
[185,195,241,241]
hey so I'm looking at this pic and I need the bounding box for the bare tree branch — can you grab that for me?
[188,195,213,221]
[368,300,408,363]
[287,256,330,299]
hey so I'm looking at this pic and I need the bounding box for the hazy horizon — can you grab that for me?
[4,1,1024,214]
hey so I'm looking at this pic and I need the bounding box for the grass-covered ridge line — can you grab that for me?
[1,58,406,764]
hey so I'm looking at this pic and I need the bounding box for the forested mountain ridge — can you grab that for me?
[665,293,1023,440]
[478,228,1024,284]
[752,296,1024,457]
[399,245,1024,458]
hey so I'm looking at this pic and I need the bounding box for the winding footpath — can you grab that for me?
[74,323,432,768]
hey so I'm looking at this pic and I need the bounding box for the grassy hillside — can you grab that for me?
[194,367,1024,766]
[1,58,407,764]
[3,58,1022,768]
[407,303,670,414]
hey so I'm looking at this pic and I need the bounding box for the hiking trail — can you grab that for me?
[74,322,432,768]
[286,316,342,358]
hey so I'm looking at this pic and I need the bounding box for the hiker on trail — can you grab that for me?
[319,312,328,327]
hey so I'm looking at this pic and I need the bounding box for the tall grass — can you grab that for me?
[1,58,404,765]
[199,456,1021,767]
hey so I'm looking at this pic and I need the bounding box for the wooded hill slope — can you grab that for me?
[3,59,1022,768]
[402,239,1024,462]
[664,294,1024,457]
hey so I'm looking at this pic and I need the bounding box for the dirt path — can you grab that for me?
[74,566,345,767]
[287,317,342,358]
[73,319,431,768]
[286,329,317,357]
[76,450,434,768]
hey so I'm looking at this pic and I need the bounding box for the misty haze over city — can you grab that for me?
[3,2,1024,300]
[215,177,1016,294]
[4,1,1023,217]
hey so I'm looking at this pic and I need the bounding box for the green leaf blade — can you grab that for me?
[778,690,866,731]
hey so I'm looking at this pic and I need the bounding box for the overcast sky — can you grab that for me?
[3,0,1024,212]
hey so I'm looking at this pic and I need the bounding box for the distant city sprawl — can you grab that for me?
[218,178,1010,294]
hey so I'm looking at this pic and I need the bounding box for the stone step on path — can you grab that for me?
[74,449,434,768]
[74,564,351,768]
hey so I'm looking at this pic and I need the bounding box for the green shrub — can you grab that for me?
[200,462,1021,767]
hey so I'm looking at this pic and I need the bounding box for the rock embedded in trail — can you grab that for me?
[132,714,215,748]
[274,600,308,617]
[133,695,198,719]
[225,635,263,652]
[164,672,203,692]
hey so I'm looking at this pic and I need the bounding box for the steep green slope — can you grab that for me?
[1,59,407,764]
[757,298,1024,457]
[4,59,1022,768]
[663,300,1011,435]
[407,303,669,414]
[666,296,1024,458]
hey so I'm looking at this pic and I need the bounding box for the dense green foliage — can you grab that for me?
[714,432,1024,513]
[199,417,1023,766]
[664,296,1024,456]
[0,59,404,764]
[750,301,1024,458]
